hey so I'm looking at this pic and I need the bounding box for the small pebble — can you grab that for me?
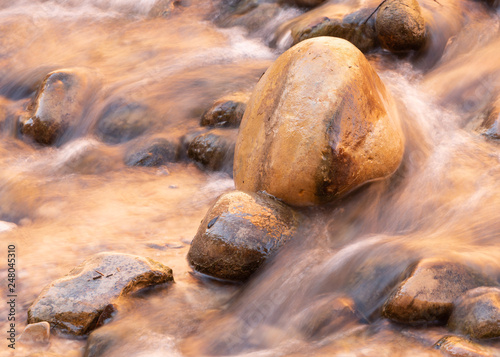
[18,322,50,345]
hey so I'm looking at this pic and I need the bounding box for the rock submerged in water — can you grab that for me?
[434,335,496,357]
[19,68,100,145]
[291,8,378,53]
[375,0,427,52]
[234,37,404,206]
[200,92,249,128]
[125,137,179,167]
[187,190,300,282]
[382,258,496,324]
[96,99,154,144]
[28,252,174,336]
[448,287,500,339]
[187,128,237,174]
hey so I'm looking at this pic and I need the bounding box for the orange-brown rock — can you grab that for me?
[234,37,404,206]
[187,190,300,281]
[20,68,100,145]
[382,258,496,324]
[375,0,427,52]
[448,287,500,339]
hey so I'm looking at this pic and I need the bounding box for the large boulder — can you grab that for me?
[187,190,300,281]
[382,258,496,324]
[19,68,100,145]
[448,287,500,339]
[28,253,174,336]
[234,37,404,206]
[375,0,427,52]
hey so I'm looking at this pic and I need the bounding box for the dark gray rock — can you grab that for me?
[187,128,237,174]
[187,190,300,281]
[125,137,179,167]
[291,8,378,52]
[200,92,249,128]
[28,253,174,336]
[97,100,154,144]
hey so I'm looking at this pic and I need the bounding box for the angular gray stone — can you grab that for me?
[28,253,174,336]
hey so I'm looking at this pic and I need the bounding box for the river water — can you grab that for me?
[0,0,500,356]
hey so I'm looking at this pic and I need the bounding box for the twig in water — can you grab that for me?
[95,270,104,276]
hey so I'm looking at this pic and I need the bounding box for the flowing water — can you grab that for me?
[1,0,500,356]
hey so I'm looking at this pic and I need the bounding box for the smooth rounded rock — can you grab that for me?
[187,128,237,173]
[291,8,378,53]
[97,100,154,144]
[187,190,300,281]
[234,37,404,206]
[375,0,427,52]
[382,258,496,324]
[18,322,50,345]
[20,68,99,145]
[28,253,174,336]
[200,92,249,128]
[448,287,500,339]
[125,137,179,167]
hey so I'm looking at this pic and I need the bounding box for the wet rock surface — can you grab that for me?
[18,321,51,345]
[434,335,498,357]
[28,253,174,336]
[375,0,427,52]
[291,8,378,52]
[382,258,496,324]
[96,100,154,144]
[200,92,249,128]
[125,137,179,167]
[448,287,500,339]
[280,0,326,8]
[19,68,99,145]
[234,37,404,206]
[187,128,237,173]
[187,190,300,281]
